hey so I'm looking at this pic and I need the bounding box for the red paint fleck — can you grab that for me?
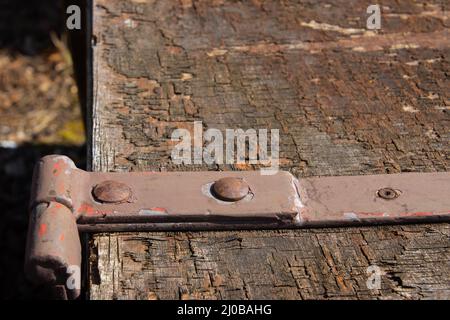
[49,203,63,214]
[77,203,97,216]
[38,224,47,237]
[404,212,436,217]
[59,234,65,241]
[52,159,66,176]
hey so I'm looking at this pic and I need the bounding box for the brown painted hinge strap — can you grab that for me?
[25,155,450,299]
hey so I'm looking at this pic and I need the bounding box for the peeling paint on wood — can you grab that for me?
[89,0,450,299]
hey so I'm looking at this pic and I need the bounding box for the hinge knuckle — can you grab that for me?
[30,155,77,212]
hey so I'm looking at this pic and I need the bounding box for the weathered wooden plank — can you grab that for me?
[89,225,450,299]
[89,0,450,299]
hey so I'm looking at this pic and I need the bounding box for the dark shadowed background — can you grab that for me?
[0,0,85,299]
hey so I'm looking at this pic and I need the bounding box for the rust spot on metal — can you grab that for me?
[212,177,250,202]
[377,188,399,200]
[92,180,132,203]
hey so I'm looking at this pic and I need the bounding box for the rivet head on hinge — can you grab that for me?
[377,187,399,200]
[212,177,250,202]
[92,180,132,203]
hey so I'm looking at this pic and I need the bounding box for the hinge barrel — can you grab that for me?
[25,156,82,299]
[24,202,81,299]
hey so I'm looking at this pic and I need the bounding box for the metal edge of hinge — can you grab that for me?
[24,155,450,299]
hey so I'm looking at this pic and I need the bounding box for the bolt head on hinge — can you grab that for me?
[92,180,132,203]
[212,177,250,202]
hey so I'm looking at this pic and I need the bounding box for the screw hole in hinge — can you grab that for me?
[377,187,400,200]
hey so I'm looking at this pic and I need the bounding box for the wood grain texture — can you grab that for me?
[89,0,450,299]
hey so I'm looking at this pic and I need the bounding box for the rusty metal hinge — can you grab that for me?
[25,155,450,299]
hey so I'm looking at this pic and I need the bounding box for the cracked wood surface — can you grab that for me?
[89,0,450,299]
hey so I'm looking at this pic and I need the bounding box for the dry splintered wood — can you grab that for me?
[89,0,450,299]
